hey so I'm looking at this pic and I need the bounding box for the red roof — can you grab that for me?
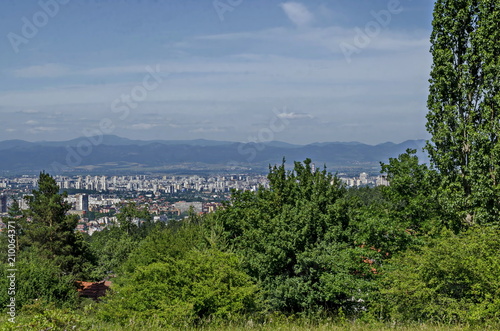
[75,281,111,301]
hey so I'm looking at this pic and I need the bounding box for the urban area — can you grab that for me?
[0,172,387,235]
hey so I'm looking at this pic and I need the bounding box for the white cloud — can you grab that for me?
[12,64,158,79]
[13,64,70,78]
[18,109,40,114]
[277,112,313,119]
[84,65,149,76]
[129,123,160,130]
[27,126,59,134]
[190,127,227,133]
[25,120,38,125]
[280,2,314,27]
[195,25,428,58]
[196,28,288,41]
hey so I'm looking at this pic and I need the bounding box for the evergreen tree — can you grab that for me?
[20,172,92,276]
[426,0,500,227]
[0,175,90,309]
[7,198,22,218]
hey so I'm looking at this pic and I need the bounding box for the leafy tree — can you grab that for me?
[116,202,153,237]
[87,202,160,279]
[345,186,385,208]
[86,227,137,279]
[426,0,500,227]
[380,149,442,235]
[121,221,207,275]
[212,159,377,314]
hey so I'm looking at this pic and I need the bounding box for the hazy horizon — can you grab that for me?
[1,0,434,145]
[0,133,429,146]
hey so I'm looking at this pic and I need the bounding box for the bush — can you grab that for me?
[99,250,259,326]
[0,247,78,310]
[97,223,260,327]
[374,227,500,324]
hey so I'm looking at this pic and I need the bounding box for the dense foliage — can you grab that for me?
[96,221,259,326]
[2,159,499,329]
[376,227,500,324]
[88,201,161,279]
[210,159,380,315]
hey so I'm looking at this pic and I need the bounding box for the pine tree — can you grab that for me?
[425,0,500,227]
[20,172,92,276]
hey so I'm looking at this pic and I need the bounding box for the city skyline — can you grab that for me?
[1,0,434,145]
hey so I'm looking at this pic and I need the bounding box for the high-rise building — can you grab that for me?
[0,194,7,213]
[360,172,369,185]
[19,195,31,210]
[76,194,89,211]
[101,176,107,191]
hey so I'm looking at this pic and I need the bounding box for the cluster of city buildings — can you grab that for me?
[338,172,389,187]
[1,190,223,236]
[52,174,270,194]
[65,193,223,235]
[0,172,389,235]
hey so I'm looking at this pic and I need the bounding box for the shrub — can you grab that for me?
[374,227,500,324]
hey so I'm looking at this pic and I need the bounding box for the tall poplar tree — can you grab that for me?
[426,0,500,227]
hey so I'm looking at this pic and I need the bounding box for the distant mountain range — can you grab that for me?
[0,135,428,175]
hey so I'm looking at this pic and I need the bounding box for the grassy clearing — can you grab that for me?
[1,312,498,331]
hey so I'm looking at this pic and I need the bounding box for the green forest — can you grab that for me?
[1,0,500,330]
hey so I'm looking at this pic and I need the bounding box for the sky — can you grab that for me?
[0,0,435,145]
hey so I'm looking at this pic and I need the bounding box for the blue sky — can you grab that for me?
[0,0,435,144]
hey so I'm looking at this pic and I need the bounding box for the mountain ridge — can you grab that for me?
[0,135,428,175]
[0,135,425,149]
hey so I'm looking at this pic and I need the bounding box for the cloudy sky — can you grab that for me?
[0,0,434,145]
